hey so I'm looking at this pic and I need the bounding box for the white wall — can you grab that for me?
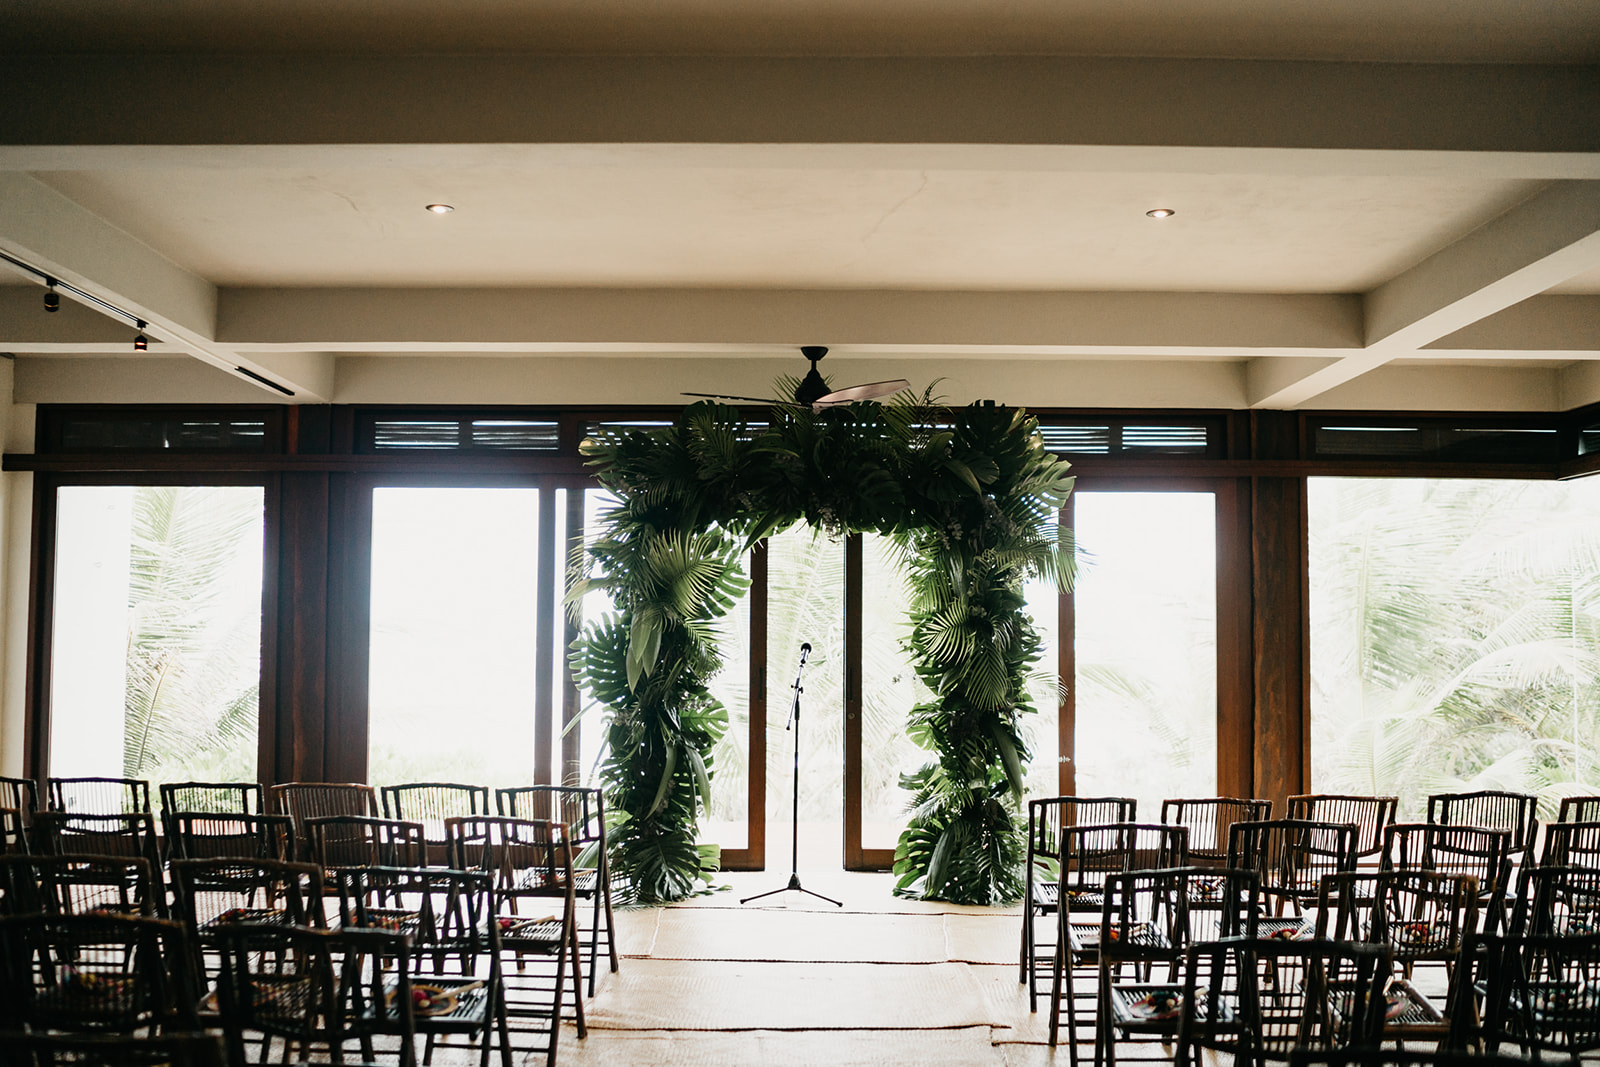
[0,374,27,777]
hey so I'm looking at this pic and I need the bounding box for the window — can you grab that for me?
[1072,491,1218,814]
[47,484,264,790]
[366,487,544,790]
[1310,477,1600,819]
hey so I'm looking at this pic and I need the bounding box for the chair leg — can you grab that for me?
[1048,934,1064,1047]
[568,915,588,1037]
[1020,881,1033,985]
[600,853,619,974]
[586,887,602,996]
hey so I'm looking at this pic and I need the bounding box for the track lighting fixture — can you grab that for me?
[0,248,293,396]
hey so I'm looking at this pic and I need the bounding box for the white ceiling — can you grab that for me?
[31,167,1548,292]
[0,1,1597,412]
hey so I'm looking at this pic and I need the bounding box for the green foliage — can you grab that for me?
[123,486,262,781]
[573,394,1075,904]
[1311,478,1600,820]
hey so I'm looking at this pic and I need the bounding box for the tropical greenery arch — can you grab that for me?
[570,393,1075,905]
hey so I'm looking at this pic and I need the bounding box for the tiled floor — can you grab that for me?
[546,868,1073,1067]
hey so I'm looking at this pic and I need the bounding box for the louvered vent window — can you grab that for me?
[362,416,559,452]
[1036,419,1217,457]
[584,420,770,442]
[1311,423,1558,462]
[43,409,279,453]
[1040,425,1113,454]
[1581,423,1600,456]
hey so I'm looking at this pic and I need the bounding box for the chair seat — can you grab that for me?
[36,969,143,1027]
[1515,979,1600,1026]
[202,907,299,932]
[376,975,493,1031]
[1257,916,1315,940]
[1381,978,1447,1033]
[1067,920,1169,955]
[1036,883,1105,911]
[494,914,565,948]
[1108,984,1228,1029]
[350,908,423,937]
[246,973,319,1027]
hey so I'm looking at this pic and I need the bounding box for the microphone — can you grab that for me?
[799,642,811,665]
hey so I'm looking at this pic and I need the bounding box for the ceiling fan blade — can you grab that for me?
[811,379,912,410]
[680,391,795,405]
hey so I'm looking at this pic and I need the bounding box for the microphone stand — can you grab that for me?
[741,642,842,907]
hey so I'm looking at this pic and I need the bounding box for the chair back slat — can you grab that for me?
[1288,794,1398,860]
[1162,797,1272,863]
[47,777,152,816]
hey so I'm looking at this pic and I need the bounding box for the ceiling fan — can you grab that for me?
[683,346,910,412]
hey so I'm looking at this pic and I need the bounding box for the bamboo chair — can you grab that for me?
[159,781,264,817]
[1228,819,1357,930]
[1020,796,1138,1011]
[1175,938,1392,1067]
[382,781,491,865]
[1053,866,1257,1065]
[1509,863,1600,938]
[47,777,152,817]
[1469,931,1600,1061]
[165,812,292,862]
[169,857,326,1011]
[304,815,425,884]
[0,912,199,1038]
[1536,819,1600,870]
[1161,796,1272,867]
[0,853,163,918]
[1427,789,1539,866]
[446,815,588,1066]
[1557,795,1600,824]
[1317,869,1479,1046]
[496,786,617,996]
[1045,822,1188,1062]
[1287,794,1398,863]
[212,920,414,1067]
[338,866,512,1067]
[0,776,40,827]
[1381,822,1512,933]
[266,781,379,861]
[30,812,164,903]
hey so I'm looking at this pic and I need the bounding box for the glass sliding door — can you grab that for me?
[1309,477,1600,820]
[765,527,846,869]
[367,486,541,790]
[1071,491,1218,816]
[856,534,934,855]
[48,484,265,792]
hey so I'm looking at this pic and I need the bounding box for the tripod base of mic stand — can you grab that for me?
[740,872,842,907]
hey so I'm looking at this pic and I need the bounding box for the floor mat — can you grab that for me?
[587,959,996,1031]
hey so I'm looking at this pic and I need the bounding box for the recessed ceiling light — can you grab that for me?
[425,203,454,214]
[1146,208,1176,219]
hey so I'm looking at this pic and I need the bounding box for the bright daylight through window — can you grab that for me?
[49,485,264,796]
[1311,477,1600,820]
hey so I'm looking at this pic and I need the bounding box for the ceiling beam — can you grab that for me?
[1248,181,1600,408]
[217,288,1364,355]
[2,56,1596,157]
[0,174,329,400]
[1365,181,1600,350]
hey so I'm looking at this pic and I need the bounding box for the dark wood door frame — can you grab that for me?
[1059,477,1255,804]
[715,541,768,871]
